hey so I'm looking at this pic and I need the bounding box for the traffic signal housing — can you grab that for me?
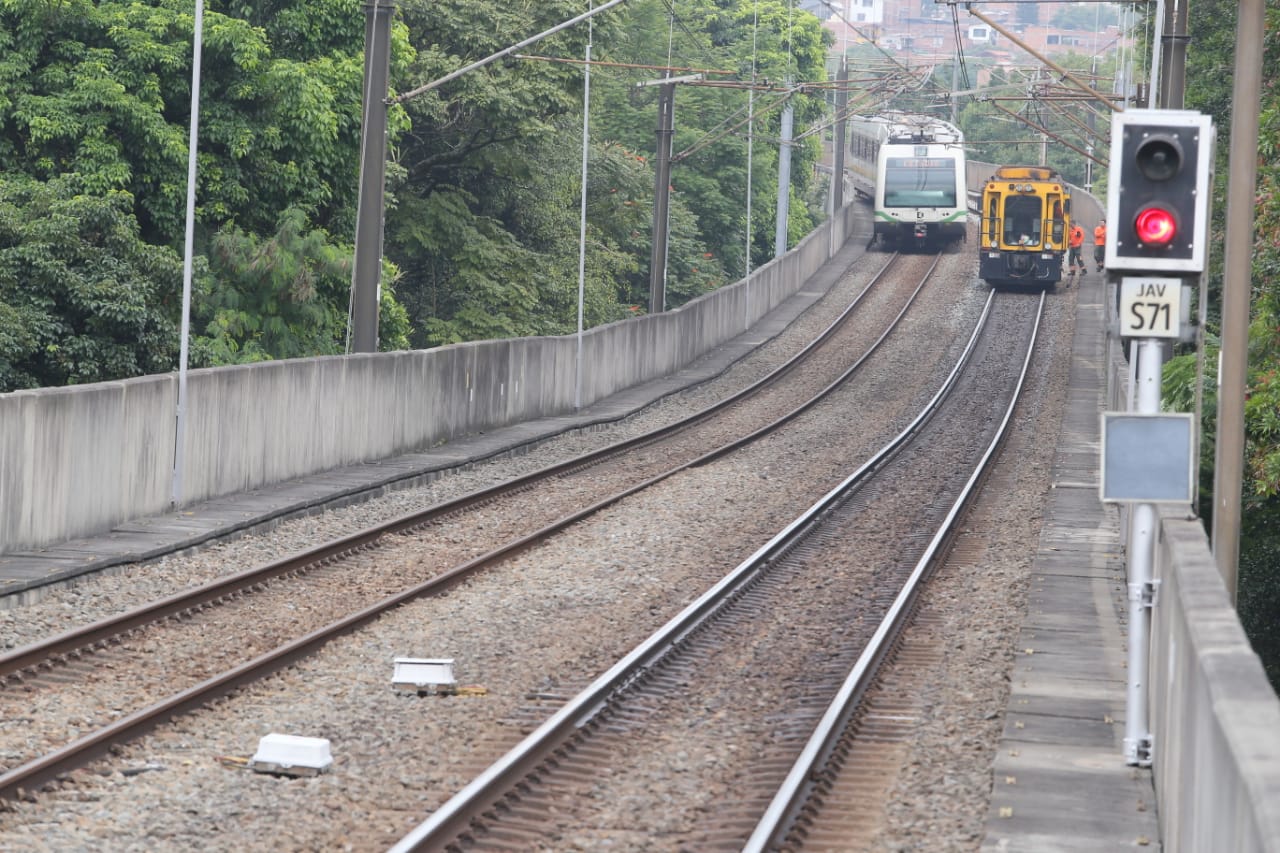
[1105,109,1214,274]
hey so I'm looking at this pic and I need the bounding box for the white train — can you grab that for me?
[846,112,968,249]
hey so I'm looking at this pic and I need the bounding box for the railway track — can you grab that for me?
[387,290,1047,850]
[0,252,945,802]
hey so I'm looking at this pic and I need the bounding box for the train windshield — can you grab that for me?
[1002,195,1043,247]
[884,157,957,207]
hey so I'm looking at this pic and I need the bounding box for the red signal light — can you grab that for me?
[1134,206,1178,246]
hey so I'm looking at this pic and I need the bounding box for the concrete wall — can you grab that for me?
[0,206,859,553]
[1149,520,1280,853]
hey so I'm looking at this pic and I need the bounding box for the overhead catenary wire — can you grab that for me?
[513,55,736,76]
[950,3,972,92]
[390,0,629,104]
[674,88,796,162]
[983,99,1107,167]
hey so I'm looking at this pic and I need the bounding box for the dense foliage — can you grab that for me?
[0,0,416,382]
[386,0,829,347]
[0,0,831,376]
[0,175,181,389]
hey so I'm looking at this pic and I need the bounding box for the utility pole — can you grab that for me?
[831,60,848,214]
[350,1,395,353]
[775,99,794,258]
[649,81,674,314]
[637,74,701,314]
[950,55,959,125]
[1159,0,1190,109]
[1214,0,1265,601]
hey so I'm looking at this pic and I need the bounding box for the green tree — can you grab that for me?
[0,176,181,390]
[0,0,414,383]
[192,207,408,364]
[591,0,831,271]
[385,0,609,346]
[0,0,418,242]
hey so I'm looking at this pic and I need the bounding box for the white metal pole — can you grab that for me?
[1124,338,1163,766]
[171,0,203,507]
[575,12,592,411]
[744,0,758,330]
[745,84,754,282]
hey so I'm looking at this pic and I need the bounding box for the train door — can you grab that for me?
[1048,195,1066,248]
[985,194,1000,248]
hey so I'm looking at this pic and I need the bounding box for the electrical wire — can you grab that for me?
[949,2,972,92]
[391,0,629,104]
[816,0,952,101]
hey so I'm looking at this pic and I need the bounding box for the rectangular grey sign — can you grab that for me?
[1101,412,1195,503]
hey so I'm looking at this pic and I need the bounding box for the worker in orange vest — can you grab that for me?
[1094,219,1107,272]
[1068,223,1086,275]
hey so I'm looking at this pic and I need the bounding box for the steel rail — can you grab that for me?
[387,275,991,852]
[744,289,1047,851]
[0,254,904,684]
[0,253,925,801]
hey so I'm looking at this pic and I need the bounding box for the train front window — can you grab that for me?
[1002,196,1042,246]
[884,157,957,207]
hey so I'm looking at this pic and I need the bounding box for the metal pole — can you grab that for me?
[831,59,848,215]
[745,84,755,285]
[745,0,758,331]
[575,21,592,411]
[1163,0,1190,109]
[1149,0,1165,109]
[1213,0,1265,603]
[775,100,794,258]
[950,55,959,125]
[1124,338,1163,766]
[171,0,203,507]
[648,82,675,314]
[350,1,395,353]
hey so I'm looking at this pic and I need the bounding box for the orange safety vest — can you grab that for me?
[1069,226,1085,248]
[1094,224,1107,245]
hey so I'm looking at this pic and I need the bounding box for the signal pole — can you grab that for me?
[1104,108,1215,765]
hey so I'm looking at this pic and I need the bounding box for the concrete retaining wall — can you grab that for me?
[1149,520,1280,852]
[0,206,858,553]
